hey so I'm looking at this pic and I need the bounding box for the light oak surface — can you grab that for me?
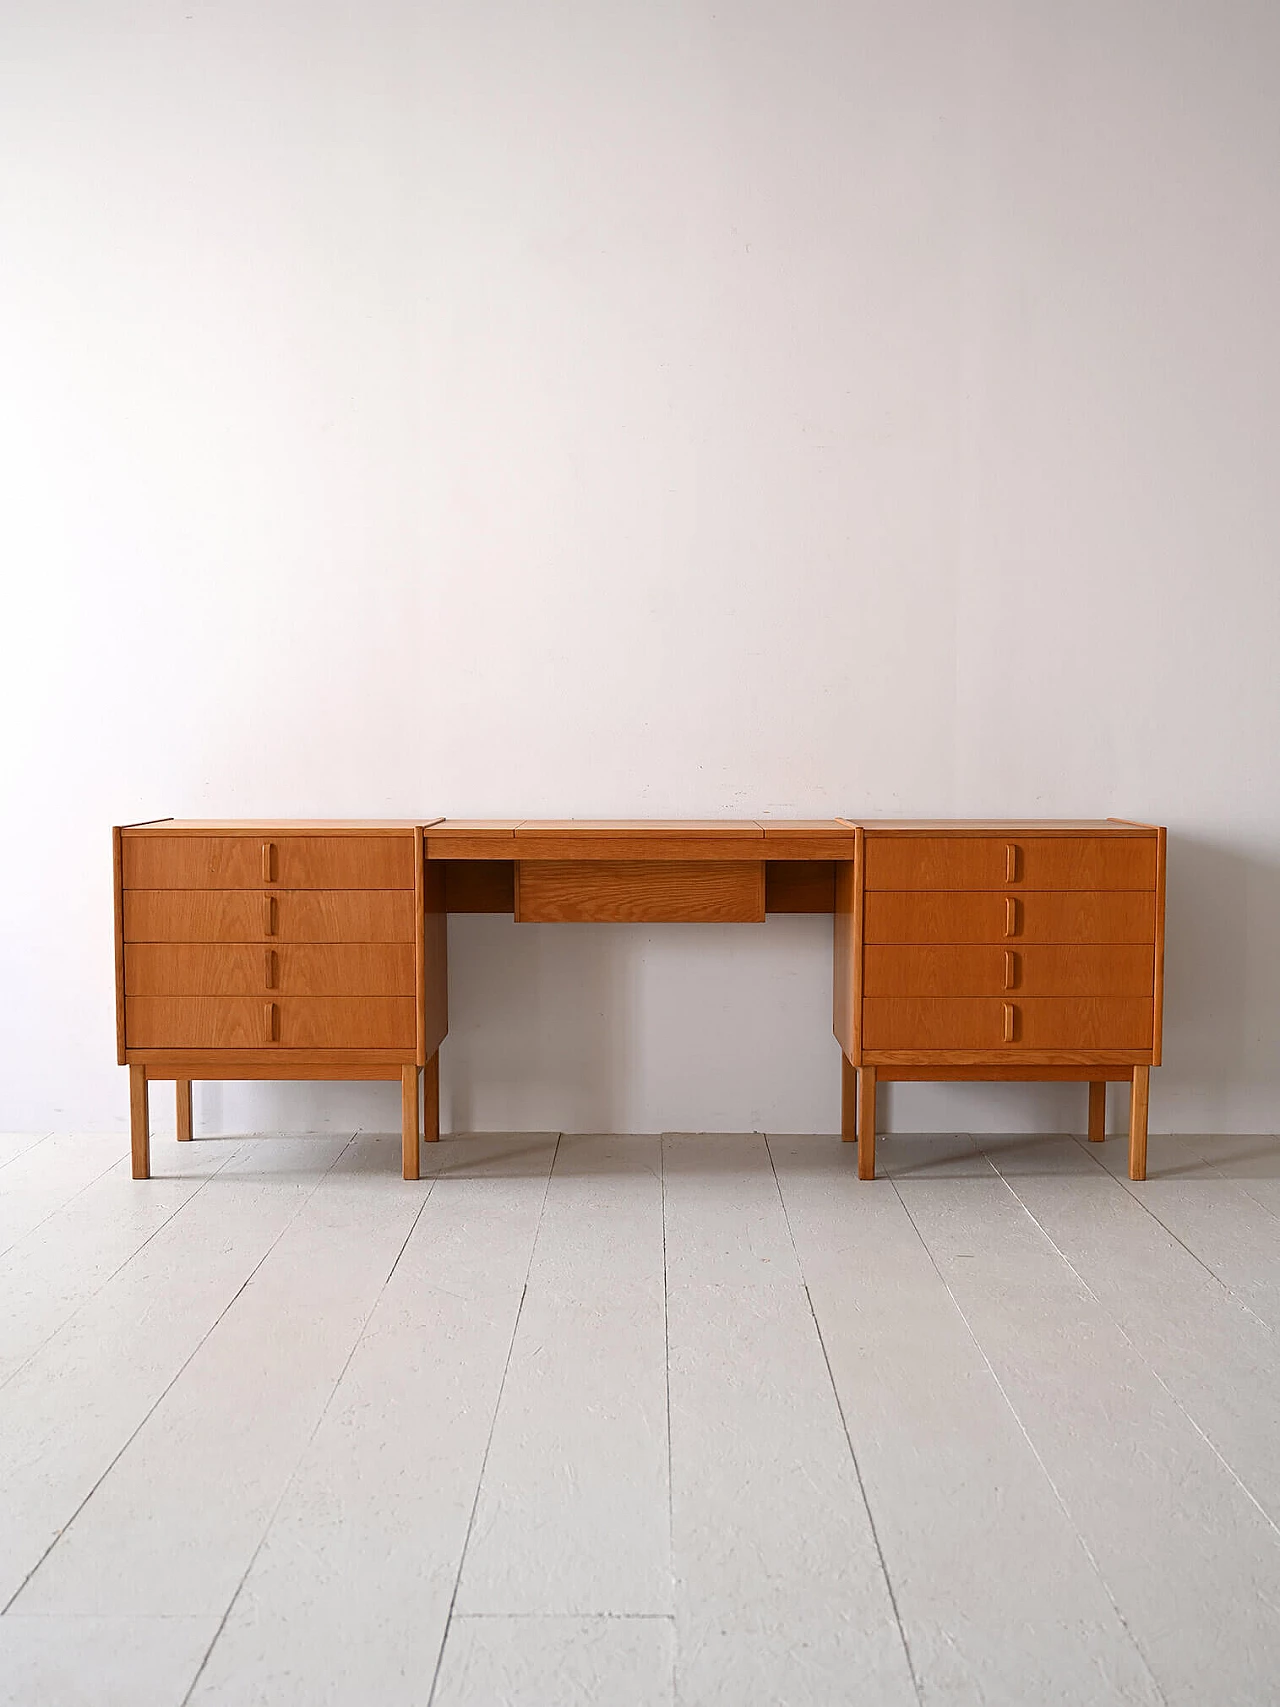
[124,943,417,997]
[123,890,416,943]
[514,859,766,923]
[864,943,1154,997]
[126,996,416,1051]
[4,1131,1273,1706]
[122,835,415,891]
[864,834,1157,891]
[864,890,1157,945]
[863,996,1154,1051]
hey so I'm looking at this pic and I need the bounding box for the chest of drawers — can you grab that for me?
[114,821,448,1180]
[834,820,1165,1181]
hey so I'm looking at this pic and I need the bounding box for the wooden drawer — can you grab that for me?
[122,835,414,890]
[864,835,1156,892]
[125,996,415,1049]
[863,997,1154,1050]
[863,944,1154,997]
[125,943,415,997]
[123,890,414,943]
[864,891,1156,945]
[515,861,765,923]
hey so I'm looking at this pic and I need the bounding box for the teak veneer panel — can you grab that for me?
[123,890,415,943]
[125,943,416,997]
[864,835,1157,892]
[513,823,765,862]
[864,891,1157,945]
[126,996,416,1050]
[122,835,414,891]
[863,944,1154,998]
[863,996,1154,1051]
[515,860,766,923]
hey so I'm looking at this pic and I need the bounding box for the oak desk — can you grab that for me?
[116,818,1163,1182]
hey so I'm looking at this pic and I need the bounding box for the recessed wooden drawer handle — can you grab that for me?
[262,842,277,883]
[264,1001,279,1043]
[265,949,278,990]
[1003,950,1017,990]
[1002,1001,1016,1043]
[1005,843,1019,882]
[1004,897,1019,937]
[263,896,277,937]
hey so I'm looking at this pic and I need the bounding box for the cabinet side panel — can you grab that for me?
[422,855,449,1059]
[832,829,863,1061]
[114,827,126,1064]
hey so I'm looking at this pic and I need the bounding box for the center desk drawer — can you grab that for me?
[515,860,765,923]
[125,996,415,1049]
[864,944,1154,997]
[864,997,1154,1050]
[123,890,414,943]
[122,835,414,890]
[865,891,1156,945]
[864,835,1156,891]
[125,943,415,996]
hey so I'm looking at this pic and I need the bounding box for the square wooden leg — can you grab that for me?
[1088,1080,1107,1143]
[841,1054,857,1144]
[424,1051,440,1143]
[402,1064,421,1181]
[857,1066,877,1181]
[176,1080,194,1142]
[130,1064,150,1180]
[1128,1065,1150,1180]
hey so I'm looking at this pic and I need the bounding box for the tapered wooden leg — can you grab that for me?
[857,1066,877,1180]
[424,1052,440,1143]
[1088,1080,1107,1143]
[129,1064,150,1180]
[841,1054,857,1143]
[176,1080,194,1142]
[1128,1065,1150,1180]
[402,1065,421,1180]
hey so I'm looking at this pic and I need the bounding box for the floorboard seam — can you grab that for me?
[179,1153,443,1706]
[764,1135,923,1707]
[659,1136,677,1707]
[0,1142,251,1397]
[425,1132,563,1707]
[888,1161,1171,1707]
[0,1146,137,1262]
[0,1133,360,1620]
[985,1140,1280,1544]
[1067,1135,1280,1334]
[0,1134,54,1176]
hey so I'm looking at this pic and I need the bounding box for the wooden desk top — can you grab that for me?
[424,820,857,860]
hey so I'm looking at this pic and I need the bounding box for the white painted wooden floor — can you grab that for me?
[2,1126,1280,1706]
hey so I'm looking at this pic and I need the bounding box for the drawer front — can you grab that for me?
[125,996,415,1049]
[864,835,1156,892]
[863,997,1154,1050]
[865,891,1156,945]
[123,890,415,943]
[122,835,414,890]
[515,860,765,923]
[863,944,1154,997]
[125,943,415,997]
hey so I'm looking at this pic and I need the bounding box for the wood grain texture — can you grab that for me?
[1152,827,1166,1067]
[865,891,1157,945]
[1089,1080,1107,1142]
[858,1067,877,1180]
[425,823,521,859]
[125,997,416,1050]
[129,1064,149,1180]
[867,1049,1152,1067]
[122,1054,406,1079]
[864,835,1157,892]
[113,828,127,1065]
[863,998,1154,1051]
[755,822,856,859]
[122,835,415,891]
[442,860,515,912]
[119,820,428,833]
[514,861,766,923]
[841,1053,857,1144]
[123,890,415,944]
[840,819,1153,835]
[513,824,765,862]
[176,1080,193,1141]
[765,862,836,912]
[831,838,862,1062]
[424,1050,440,1142]
[124,943,416,996]
[1129,1064,1150,1179]
[402,1065,420,1181]
[876,1065,1136,1082]
[422,856,449,1061]
[863,944,1155,998]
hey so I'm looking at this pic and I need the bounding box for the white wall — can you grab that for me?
[3,1,1278,1139]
